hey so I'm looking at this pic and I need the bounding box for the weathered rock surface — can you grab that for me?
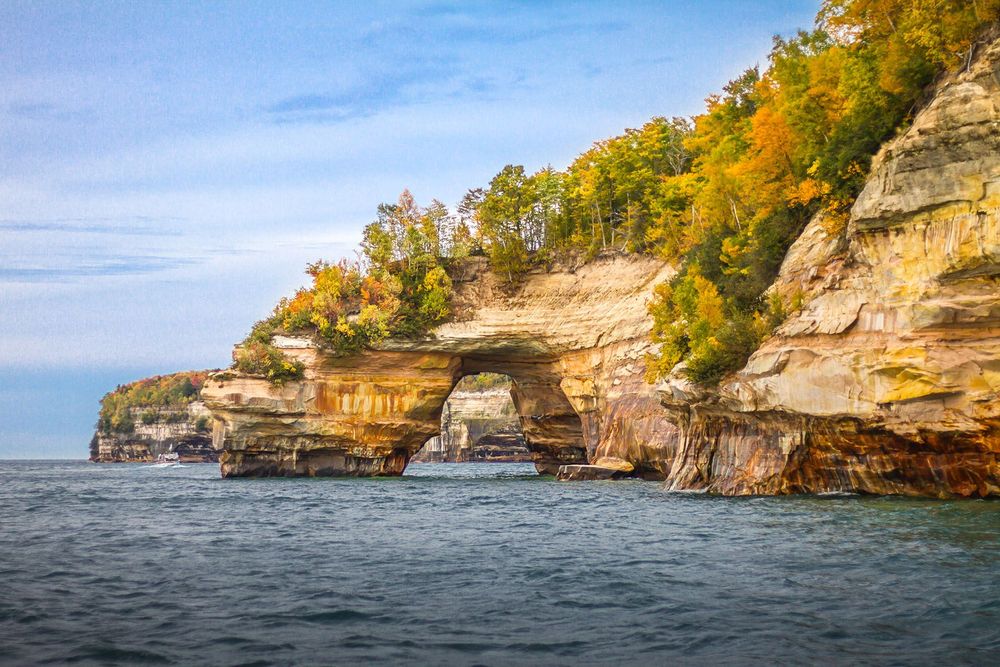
[411,380,530,463]
[556,464,629,481]
[89,401,217,463]
[202,253,676,477]
[205,36,1000,496]
[657,37,1000,497]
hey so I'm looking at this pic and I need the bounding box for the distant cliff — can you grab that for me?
[89,371,218,463]
[412,375,529,463]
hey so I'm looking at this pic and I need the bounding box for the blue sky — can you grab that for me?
[0,0,819,458]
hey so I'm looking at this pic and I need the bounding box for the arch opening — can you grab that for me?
[411,373,530,465]
[405,361,588,476]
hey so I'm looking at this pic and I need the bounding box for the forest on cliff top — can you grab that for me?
[235,0,1000,386]
[97,371,208,434]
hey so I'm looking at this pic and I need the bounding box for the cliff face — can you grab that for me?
[202,254,676,477]
[203,37,1000,495]
[89,401,217,463]
[412,382,529,463]
[655,37,1000,497]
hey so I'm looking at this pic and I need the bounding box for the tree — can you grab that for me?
[478,165,533,281]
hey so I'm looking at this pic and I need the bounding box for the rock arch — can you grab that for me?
[202,255,678,477]
[412,373,528,463]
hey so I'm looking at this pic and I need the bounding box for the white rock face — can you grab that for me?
[412,383,528,463]
[90,401,216,462]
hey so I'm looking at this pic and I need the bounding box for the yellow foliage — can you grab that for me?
[789,177,828,206]
[692,273,725,329]
[335,316,354,337]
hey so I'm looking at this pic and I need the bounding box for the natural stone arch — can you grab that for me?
[203,350,589,477]
[458,360,586,474]
[413,373,533,465]
[203,254,678,478]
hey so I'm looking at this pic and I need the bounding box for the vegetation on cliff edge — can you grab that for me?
[97,371,208,434]
[238,0,999,386]
[233,191,459,381]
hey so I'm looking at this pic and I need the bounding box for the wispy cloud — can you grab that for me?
[264,61,498,124]
[5,100,88,123]
[0,255,199,283]
[407,4,627,44]
[0,215,198,284]
[7,101,58,118]
[261,8,626,126]
[0,216,184,236]
[437,20,627,46]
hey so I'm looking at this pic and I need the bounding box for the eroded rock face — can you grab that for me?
[656,37,1000,497]
[89,401,217,463]
[411,382,529,463]
[202,254,676,477]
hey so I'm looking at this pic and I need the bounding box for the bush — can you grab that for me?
[683,313,765,385]
[232,340,305,385]
[236,192,457,379]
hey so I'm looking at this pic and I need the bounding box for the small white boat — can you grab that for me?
[148,452,182,468]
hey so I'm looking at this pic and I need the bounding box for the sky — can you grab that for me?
[0,0,820,458]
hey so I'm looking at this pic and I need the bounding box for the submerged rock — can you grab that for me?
[556,464,629,481]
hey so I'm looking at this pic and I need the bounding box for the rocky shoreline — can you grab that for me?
[89,372,218,464]
[88,402,217,463]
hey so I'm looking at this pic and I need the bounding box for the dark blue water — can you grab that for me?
[1,461,998,666]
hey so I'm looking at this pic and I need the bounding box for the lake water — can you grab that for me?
[1,460,998,666]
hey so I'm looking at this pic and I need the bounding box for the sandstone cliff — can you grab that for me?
[203,36,1000,496]
[89,401,217,463]
[411,378,529,463]
[202,253,676,477]
[655,36,1000,497]
[90,371,218,463]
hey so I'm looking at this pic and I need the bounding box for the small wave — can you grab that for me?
[664,485,709,494]
[301,609,374,624]
[3,460,998,666]
[73,643,172,665]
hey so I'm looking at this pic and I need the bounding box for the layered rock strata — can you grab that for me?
[89,401,217,463]
[202,254,676,477]
[204,36,1000,496]
[411,381,530,463]
[656,37,1000,497]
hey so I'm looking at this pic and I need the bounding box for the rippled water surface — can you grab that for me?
[1,461,999,666]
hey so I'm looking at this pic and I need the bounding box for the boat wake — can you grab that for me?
[143,453,186,469]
